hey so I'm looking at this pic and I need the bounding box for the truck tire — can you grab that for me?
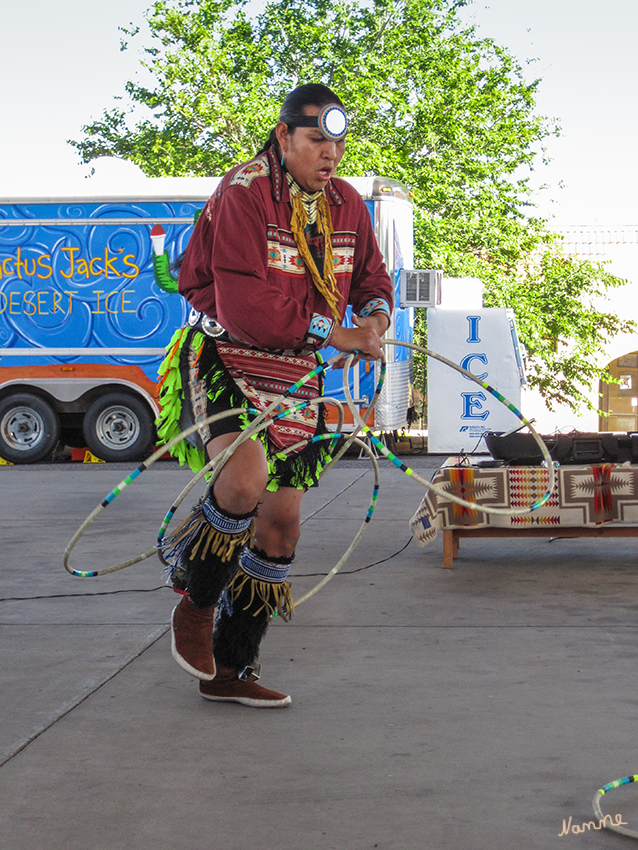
[0,393,61,464]
[82,392,155,463]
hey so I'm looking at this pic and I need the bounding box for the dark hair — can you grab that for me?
[256,83,345,156]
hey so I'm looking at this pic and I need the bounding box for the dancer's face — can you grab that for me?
[277,106,346,193]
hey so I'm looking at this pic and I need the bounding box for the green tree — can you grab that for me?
[482,238,633,412]
[70,0,634,414]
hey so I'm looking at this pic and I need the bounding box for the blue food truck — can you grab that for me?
[0,163,415,463]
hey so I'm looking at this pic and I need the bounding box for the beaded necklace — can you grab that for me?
[285,172,342,321]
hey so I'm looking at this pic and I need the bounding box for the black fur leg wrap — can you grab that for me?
[213,548,294,669]
[213,595,272,670]
[186,554,239,610]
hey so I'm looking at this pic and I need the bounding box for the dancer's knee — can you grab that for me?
[214,473,265,516]
[209,437,268,516]
[255,515,300,558]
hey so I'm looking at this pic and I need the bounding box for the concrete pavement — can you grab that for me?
[1,456,637,849]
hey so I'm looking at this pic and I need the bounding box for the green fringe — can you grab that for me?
[156,327,208,473]
[195,332,254,434]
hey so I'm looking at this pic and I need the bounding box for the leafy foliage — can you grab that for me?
[482,239,635,412]
[70,0,634,413]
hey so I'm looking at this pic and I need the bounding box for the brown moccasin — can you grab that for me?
[171,597,216,680]
[199,665,291,708]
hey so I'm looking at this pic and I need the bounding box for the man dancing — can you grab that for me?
[158,83,393,708]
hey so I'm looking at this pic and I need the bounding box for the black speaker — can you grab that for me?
[484,431,638,466]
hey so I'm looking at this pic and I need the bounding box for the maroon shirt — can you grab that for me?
[178,146,393,352]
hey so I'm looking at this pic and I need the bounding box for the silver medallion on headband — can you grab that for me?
[295,104,348,142]
[317,104,348,141]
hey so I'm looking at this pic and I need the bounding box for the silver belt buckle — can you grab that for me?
[202,316,226,338]
[187,308,201,327]
[187,308,226,338]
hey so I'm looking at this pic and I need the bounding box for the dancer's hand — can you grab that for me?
[329,314,389,367]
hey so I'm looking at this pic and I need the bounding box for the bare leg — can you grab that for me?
[206,431,268,515]
[168,432,266,680]
[254,487,304,557]
[206,432,304,556]
[201,440,303,707]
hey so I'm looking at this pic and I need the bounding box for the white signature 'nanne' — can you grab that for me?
[559,813,627,836]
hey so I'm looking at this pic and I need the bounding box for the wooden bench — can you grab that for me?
[442,525,638,568]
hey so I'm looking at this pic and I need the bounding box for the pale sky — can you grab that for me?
[1,0,636,225]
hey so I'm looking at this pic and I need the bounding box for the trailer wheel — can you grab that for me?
[83,393,155,462]
[0,393,61,464]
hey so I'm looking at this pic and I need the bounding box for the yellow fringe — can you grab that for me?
[290,193,342,322]
[227,571,294,622]
[189,524,255,564]
[165,510,254,565]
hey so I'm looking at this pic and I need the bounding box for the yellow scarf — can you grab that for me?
[287,175,343,322]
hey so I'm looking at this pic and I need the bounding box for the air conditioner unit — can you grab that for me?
[399,269,443,307]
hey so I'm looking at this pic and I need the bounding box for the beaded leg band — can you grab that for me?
[213,546,294,671]
[159,491,255,608]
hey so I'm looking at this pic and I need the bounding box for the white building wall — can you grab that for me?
[520,226,638,434]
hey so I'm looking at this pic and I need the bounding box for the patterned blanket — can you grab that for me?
[410,462,638,546]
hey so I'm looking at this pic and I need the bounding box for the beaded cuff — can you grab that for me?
[201,496,253,535]
[240,547,292,583]
[359,298,391,320]
[306,312,335,347]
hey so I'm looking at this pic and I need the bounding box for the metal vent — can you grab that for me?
[399,269,442,307]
